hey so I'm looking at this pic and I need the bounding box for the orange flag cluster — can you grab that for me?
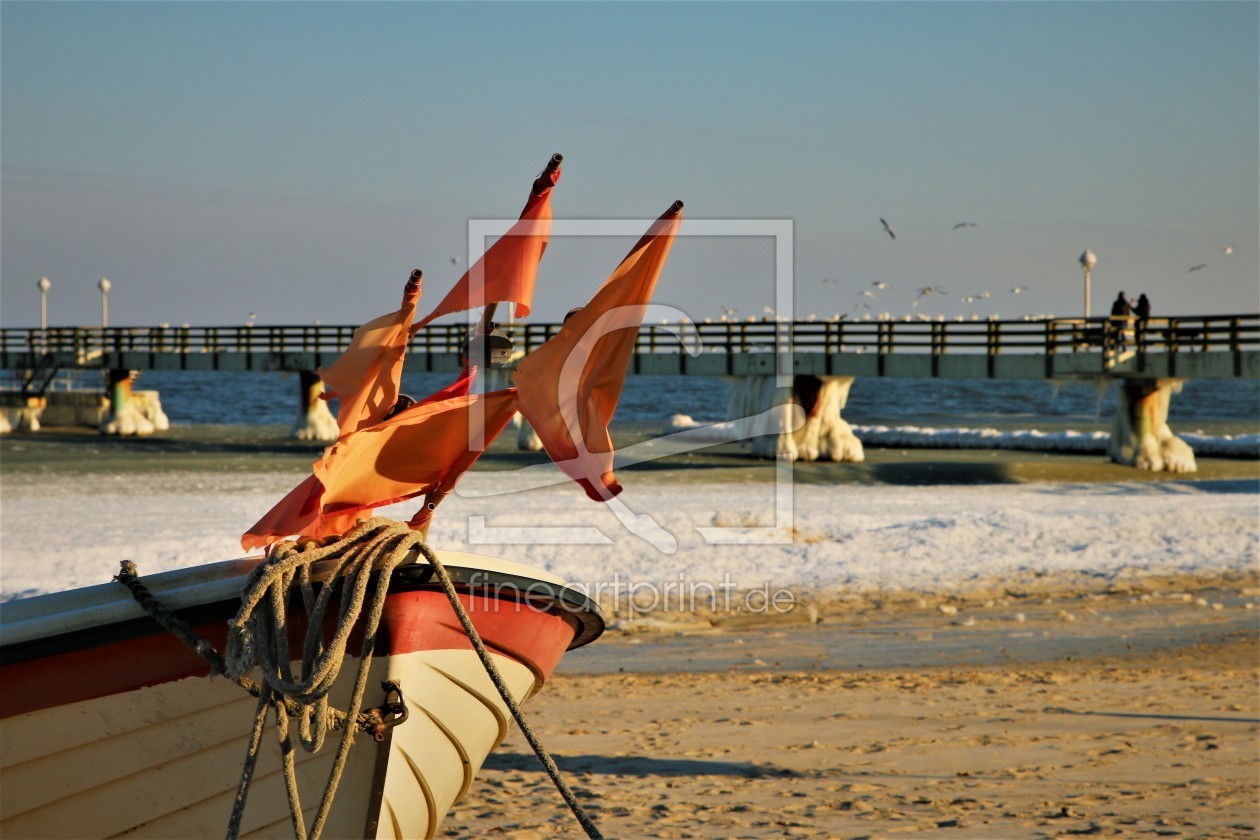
[241,157,682,555]
[513,201,683,501]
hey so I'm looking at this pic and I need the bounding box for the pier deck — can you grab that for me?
[2,315,1257,386]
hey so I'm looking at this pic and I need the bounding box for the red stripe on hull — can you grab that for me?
[1,590,575,718]
[381,591,576,683]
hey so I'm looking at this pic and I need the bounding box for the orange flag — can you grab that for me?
[240,366,485,553]
[511,201,683,501]
[320,271,423,435]
[240,475,365,554]
[410,157,561,331]
[313,389,520,519]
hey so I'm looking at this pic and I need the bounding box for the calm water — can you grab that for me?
[46,369,1260,435]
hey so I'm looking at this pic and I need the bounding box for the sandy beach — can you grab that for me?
[2,425,1257,838]
[442,594,1259,839]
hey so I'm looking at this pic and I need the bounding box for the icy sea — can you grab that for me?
[64,369,1260,456]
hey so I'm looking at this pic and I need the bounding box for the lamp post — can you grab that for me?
[98,277,112,328]
[1079,249,1097,319]
[37,276,51,351]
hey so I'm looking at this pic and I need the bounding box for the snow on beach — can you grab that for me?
[663,416,1260,458]
[1,466,1255,603]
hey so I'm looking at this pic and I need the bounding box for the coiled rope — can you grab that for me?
[222,517,418,840]
[115,516,602,840]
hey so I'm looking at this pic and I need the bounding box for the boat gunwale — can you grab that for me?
[0,556,604,667]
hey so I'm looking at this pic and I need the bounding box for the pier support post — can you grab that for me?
[0,396,45,433]
[101,369,167,436]
[485,365,542,451]
[516,415,543,451]
[1107,377,1196,473]
[728,374,865,462]
[291,370,339,442]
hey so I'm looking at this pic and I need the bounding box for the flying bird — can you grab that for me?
[872,280,892,290]
[861,290,878,300]
[1221,245,1234,254]
[912,286,946,306]
[1010,286,1030,294]
[721,306,738,316]
[976,291,991,299]
[880,218,896,240]
[952,222,977,230]
[821,276,839,285]
[1188,263,1208,273]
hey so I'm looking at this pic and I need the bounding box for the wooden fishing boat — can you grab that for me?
[0,547,603,839]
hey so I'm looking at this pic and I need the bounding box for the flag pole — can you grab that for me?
[468,153,564,340]
[425,153,564,536]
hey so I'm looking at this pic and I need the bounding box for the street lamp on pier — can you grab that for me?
[98,277,112,328]
[1079,249,1097,319]
[37,276,51,351]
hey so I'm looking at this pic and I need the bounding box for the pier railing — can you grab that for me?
[2,315,1257,381]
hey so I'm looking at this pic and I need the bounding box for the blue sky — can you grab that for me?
[2,1,1257,329]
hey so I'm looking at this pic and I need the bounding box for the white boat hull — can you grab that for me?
[1,551,602,839]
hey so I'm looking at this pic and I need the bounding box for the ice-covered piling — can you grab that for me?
[481,366,542,451]
[0,396,43,433]
[291,370,339,442]
[727,374,865,462]
[100,369,168,436]
[1107,377,1196,473]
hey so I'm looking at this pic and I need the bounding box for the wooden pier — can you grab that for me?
[3,314,1258,388]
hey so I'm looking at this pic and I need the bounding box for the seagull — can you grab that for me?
[821,276,839,284]
[872,280,893,290]
[721,306,737,316]
[912,286,946,306]
[1010,286,1030,294]
[1188,263,1208,273]
[880,217,896,240]
[976,291,991,299]
[1221,245,1234,255]
[861,290,878,300]
[961,295,976,304]
[952,222,977,230]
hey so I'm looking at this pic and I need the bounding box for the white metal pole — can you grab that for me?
[1084,267,1090,320]
[37,276,51,352]
[99,277,112,328]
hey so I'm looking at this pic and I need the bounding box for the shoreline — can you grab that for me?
[2,425,1256,602]
[2,423,1258,487]
[564,573,1260,675]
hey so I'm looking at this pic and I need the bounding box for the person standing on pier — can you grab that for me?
[1109,291,1133,351]
[1134,293,1151,320]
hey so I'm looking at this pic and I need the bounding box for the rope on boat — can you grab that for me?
[114,560,373,732]
[222,518,416,840]
[116,519,413,840]
[413,540,606,840]
[114,517,603,840]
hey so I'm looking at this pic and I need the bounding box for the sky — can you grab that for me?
[2,1,1257,331]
